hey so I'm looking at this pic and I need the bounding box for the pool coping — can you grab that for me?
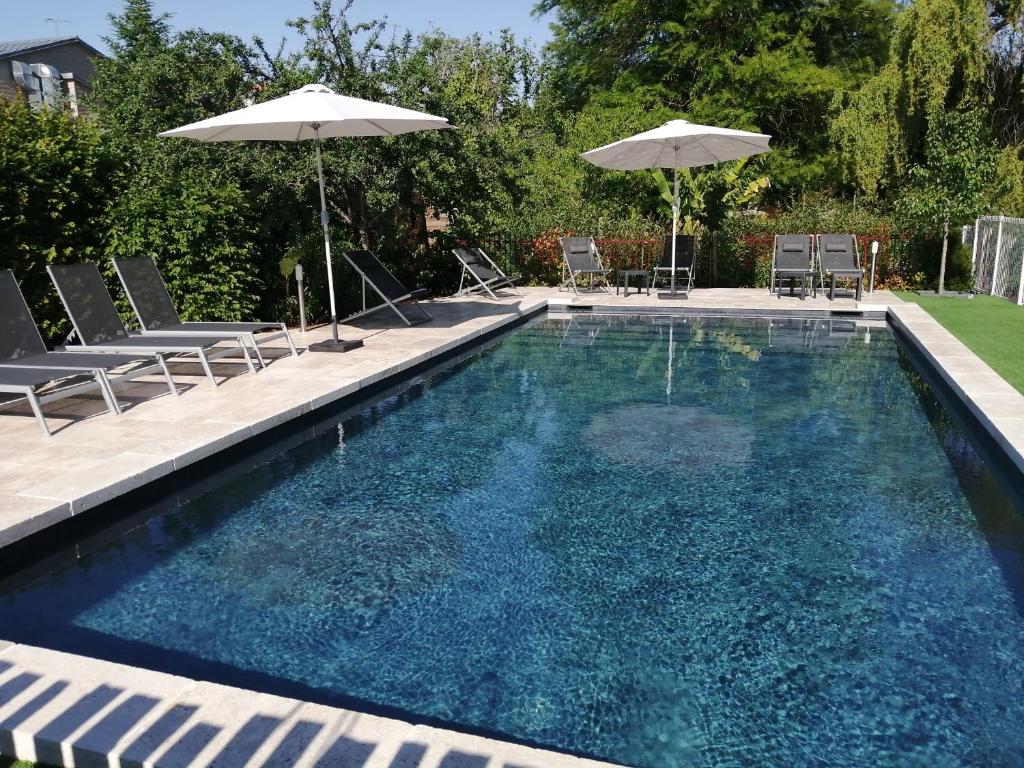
[1,290,1023,768]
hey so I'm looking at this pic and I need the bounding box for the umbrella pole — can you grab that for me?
[670,166,679,295]
[315,132,339,342]
[308,126,362,352]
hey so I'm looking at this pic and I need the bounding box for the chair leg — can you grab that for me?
[25,390,51,437]
[239,342,257,374]
[248,335,267,369]
[197,349,218,386]
[96,370,122,415]
[156,353,179,396]
[282,327,299,357]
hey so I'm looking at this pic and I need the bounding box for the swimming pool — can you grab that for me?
[1,314,1023,767]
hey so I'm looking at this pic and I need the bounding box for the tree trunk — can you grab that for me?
[937,218,949,294]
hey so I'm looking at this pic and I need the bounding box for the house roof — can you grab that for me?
[0,37,105,61]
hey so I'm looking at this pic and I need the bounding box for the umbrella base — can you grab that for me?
[309,339,365,353]
[657,291,690,300]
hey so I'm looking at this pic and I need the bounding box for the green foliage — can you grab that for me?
[831,0,998,200]
[0,99,122,340]
[538,0,897,193]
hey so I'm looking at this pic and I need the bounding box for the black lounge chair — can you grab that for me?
[342,250,432,326]
[558,237,611,295]
[113,255,298,368]
[816,234,864,301]
[0,270,178,434]
[771,235,816,299]
[649,235,696,294]
[452,248,521,299]
[47,263,257,386]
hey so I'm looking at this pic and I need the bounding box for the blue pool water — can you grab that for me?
[2,314,1024,767]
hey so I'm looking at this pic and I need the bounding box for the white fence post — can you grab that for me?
[971,217,980,271]
[991,216,1004,297]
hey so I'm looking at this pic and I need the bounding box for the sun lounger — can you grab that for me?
[0,269,178,418]
[649,235,696,294]
[47,263,256,386]
[342,250,432,326]
[112,256,298,368]
[558,237,611,295]
[771,235,816,299]
[452,248,521,299]
[816,234,864,301]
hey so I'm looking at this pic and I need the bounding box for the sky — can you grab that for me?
[6,0,555,54]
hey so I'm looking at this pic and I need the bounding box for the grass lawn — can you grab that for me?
[897,292,1024,394]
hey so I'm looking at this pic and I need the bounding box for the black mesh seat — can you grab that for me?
[771,235,816,299]
[650,235,696,294]
[0,269,171,435]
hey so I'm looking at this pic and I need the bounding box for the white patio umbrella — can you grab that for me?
[582,119,772,296]
[159,84,452,350]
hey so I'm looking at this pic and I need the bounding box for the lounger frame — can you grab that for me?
[47,264,255,386]
[649,235,696,295]
[342,251,432,327]
[815,234,864,301]
[0,369,116,437]
[453,248,521,300]
[770,235,817,300]
[112,256,298,368]
[558,237,611,295]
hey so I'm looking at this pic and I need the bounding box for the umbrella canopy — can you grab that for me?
[159,84,452,348]
[582,120,772,296]
[581,119,771,170]
[158,84,452,141]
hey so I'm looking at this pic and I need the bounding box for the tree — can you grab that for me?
[89,0,267,322]
[830,0,995,200]
[896,108,994,292]
[0,100,122,340]
[536,0,897,193]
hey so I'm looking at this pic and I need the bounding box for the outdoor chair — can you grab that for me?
[47,263,257,386]
[558,237,611,295]
[816,234,864,301]
[342,250,432,326]
[0,270,179,436]
[649,235,696,294]
[771,235,816,299]
[452,248,521,299]
[113,256,298,368]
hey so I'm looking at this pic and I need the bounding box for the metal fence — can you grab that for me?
[972,215,1024,304]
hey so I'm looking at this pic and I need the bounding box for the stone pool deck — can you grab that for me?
[0,641,615,768]
[2,285,1022,768]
